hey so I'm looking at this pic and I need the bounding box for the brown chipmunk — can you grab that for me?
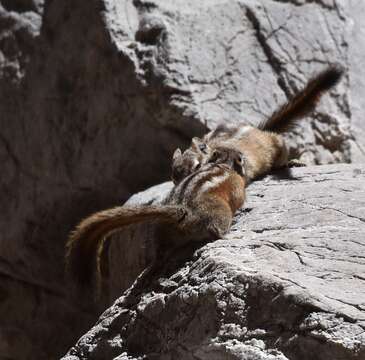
[172,66,344,184]
[66,147,246,288]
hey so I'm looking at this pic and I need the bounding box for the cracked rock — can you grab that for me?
[64,164,365,360]
[0,0,365,359]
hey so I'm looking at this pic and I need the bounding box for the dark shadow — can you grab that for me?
[116,240,207,308]
[270,167,303,181]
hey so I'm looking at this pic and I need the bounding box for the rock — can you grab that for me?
[1,0,43,14]
[0,2,42,87]
[63,164,365,360]
[347,0,365,163]
[0,0,364,359]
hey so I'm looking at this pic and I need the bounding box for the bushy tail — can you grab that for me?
[65,204,186,290]
[259,65,344,132]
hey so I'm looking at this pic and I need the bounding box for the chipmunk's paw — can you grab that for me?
[207,224,227,240]
[287,159,306,168]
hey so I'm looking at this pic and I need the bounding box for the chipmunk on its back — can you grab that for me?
[172,66,344,184]
[66,147,246,290]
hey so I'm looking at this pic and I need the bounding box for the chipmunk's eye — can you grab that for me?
[235,154,244,165]
[209,150,219,163]
[234,154,246,176]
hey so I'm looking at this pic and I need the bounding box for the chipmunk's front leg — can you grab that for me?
[287,159,307,168]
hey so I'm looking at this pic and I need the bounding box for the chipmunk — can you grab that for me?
[172,65,344,184]
[66,147,246,289]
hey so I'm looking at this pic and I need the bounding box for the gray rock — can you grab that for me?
[63,164,365,360]
[0,0,364,359]
[347,0,365,162]
[1,0,43,14]
[0,2,42,86]
[119,0,353,164]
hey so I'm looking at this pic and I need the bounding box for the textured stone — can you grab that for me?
[0,0,364,359]
[0,1,42,86]
[63,164,365,360]
[347,0,365,162]
[121,0,353,164]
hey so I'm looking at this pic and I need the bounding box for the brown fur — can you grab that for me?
[172,65,344,184]
[259,65,344,132]
[66,205,186,288]
[66,147,246,292]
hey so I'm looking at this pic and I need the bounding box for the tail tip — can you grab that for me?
[322,63,345,88]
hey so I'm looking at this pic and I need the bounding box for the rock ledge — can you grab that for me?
[63,164,365,360]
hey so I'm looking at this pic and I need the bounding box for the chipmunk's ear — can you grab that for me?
[172,148,182,161]
[192,137,208,153]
